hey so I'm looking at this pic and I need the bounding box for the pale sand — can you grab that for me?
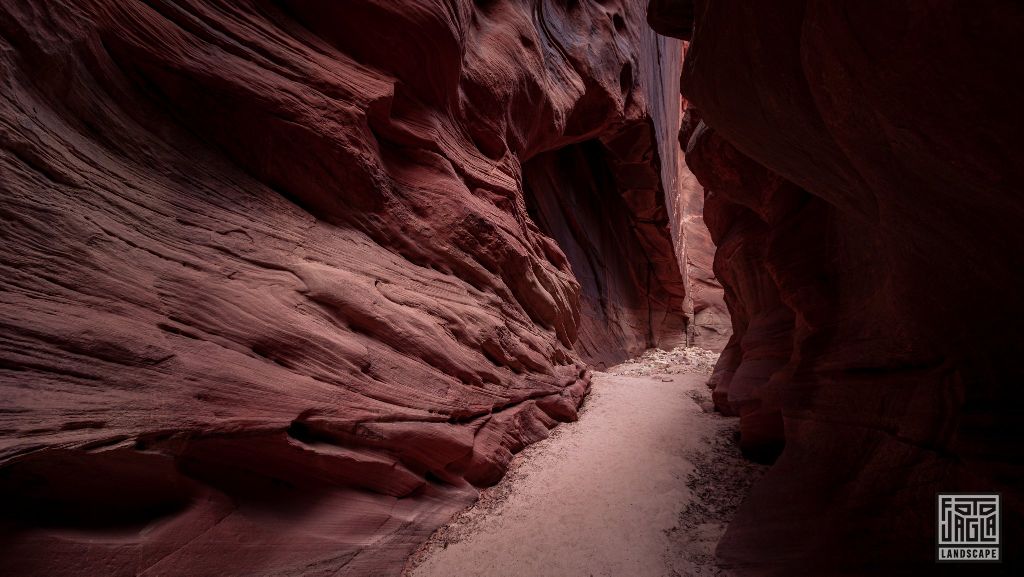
[404,349,766,577]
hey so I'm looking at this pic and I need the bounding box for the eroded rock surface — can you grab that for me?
[670,49,729,352]
[650,0,1024,574]
[0,1,687,575]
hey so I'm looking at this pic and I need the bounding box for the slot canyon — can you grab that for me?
[0,0,1020,575]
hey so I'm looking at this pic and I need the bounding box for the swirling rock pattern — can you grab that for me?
[651,0,1024,574]
[0,1,688,575]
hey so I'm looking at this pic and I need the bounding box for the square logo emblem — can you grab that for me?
[937,493,1000,562]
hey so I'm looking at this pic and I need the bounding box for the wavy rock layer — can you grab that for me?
[651,0,1024,574]
[0,1,685,575]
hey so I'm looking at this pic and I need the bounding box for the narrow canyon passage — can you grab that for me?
[406,348,763,577]
[1,0,1022,575]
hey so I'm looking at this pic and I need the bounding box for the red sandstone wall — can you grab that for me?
[650,0,1024,574]
[0,1,686,575]
[640,38,729,352]
[672,43,729,351]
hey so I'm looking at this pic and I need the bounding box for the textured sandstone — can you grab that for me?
[635,40,727,353]
[650,0,1024,574]
[670,52,729,352]
[0,1,687,575]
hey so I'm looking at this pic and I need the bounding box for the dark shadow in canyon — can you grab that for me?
[523,139,685,368]
[650,0,1024,574]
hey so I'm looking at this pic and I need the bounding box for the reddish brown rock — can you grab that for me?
[684,117,802,458]
[674,106,730,350]
[654,43,730,352]
[651,0,1024,574]
[0,1,686,575]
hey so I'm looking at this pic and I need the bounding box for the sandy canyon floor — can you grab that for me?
[404,348,766,577]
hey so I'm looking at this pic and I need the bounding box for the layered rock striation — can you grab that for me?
[0,1,687,575]
[650,0,1024,574]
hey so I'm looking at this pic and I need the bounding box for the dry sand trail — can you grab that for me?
[405,348,766,577]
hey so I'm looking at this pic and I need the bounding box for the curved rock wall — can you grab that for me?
[650,0,1024,574]
[0,1,685,575]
